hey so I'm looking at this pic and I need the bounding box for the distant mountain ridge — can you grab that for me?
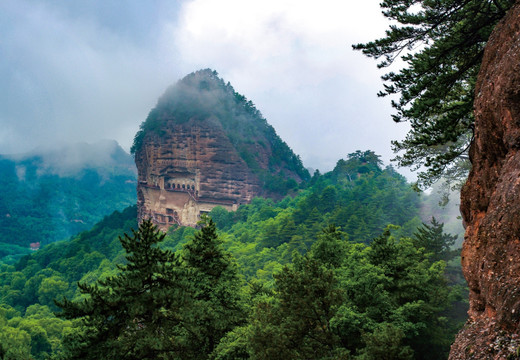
[0,140,137,262]
[6,139,136,177]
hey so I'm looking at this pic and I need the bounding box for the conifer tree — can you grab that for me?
[354,0,515,188]
[247,226,351,359]
[412,217,458,263]
[181,216,246,359]
[55,220,186,360]
[310,224,349,268]
[365,226,455,359]
[248,253,345,360]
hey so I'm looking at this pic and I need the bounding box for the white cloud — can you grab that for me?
[0,0,182,154]
[0,0,414,178]
[169,0,410,172]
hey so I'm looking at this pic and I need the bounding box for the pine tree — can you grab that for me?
[55,220,186,360]
[181,216,246,359]
[366,226,456,359]
[310,224,349,268]
[412,217,458,263]
[354,0,515,188]
[248,253,345,360]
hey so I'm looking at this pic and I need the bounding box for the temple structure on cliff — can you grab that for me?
[133,69,309,230]
[138,166,241,228]
[134,120,258,229]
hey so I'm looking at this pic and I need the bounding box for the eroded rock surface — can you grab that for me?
[450,3,520,358]
[135,119,258,228]
[134,70,308,229]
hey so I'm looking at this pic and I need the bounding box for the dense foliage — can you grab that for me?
[54,218,245,360]
[0,152,465,359]
[205,151,423,281]
[0,207,137,359]
[354,0,515,188]
[0,143,137,263]
[240,225,459,360]
[131,69,310,194]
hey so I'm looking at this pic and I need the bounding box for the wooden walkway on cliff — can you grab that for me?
[141,183,237,206]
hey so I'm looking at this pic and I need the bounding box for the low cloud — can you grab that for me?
[169,0,410,172]
[1,0,414,177]
[0,0,183,155]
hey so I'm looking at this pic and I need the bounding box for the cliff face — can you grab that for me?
[135,118,259,227]
[450,3,520,358]
[134,70,309,229]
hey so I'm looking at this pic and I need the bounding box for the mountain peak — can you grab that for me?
[133,70,309,228]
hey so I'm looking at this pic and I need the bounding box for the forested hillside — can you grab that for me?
[0,140,137,264]
[0,151,466,359]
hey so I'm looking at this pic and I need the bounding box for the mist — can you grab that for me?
[6,140,136,178]
[1,0,415,177]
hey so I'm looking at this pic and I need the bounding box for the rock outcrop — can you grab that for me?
[450,3,520,358]
[133,70,309,229]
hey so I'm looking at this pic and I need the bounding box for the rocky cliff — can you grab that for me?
[133,69,309,228]
[450,3,520,358]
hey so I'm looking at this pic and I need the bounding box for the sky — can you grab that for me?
[0,0,413,176]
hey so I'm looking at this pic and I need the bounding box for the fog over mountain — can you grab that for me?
[7,140,136,177]
[0,0,414,177]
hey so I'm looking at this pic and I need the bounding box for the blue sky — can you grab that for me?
[0,0,413,176]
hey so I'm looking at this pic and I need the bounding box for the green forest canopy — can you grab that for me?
[0,150,136,263]
[0,151,466,359]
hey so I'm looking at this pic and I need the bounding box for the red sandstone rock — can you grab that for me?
[134,70,308,229]
[135,118,259,228]
[450,2,520,358]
